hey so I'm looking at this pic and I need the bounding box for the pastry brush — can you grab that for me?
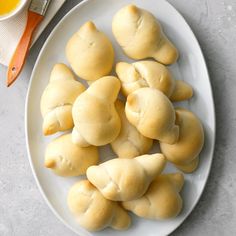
[7,0,51,87]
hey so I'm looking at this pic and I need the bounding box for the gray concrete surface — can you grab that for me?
[0,0,235,235]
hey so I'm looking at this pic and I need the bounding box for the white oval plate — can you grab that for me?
[25,0,215,235]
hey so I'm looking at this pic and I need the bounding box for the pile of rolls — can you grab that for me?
[40,4,204,232]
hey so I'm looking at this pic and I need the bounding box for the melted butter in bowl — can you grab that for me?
[0,0,21,16]
[0,0,28,21]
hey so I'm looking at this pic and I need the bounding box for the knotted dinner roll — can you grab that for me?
[72,76,121,147]
[125,88,179,144]
[170,80,193,102]
[122,173,184,220]
[111,100,153,158]
[87,153,166,201]
[116,61,193,101]
[66,21,114,81]
[112,5,178,65]
[40,63,85,135]
[67,180,131,231]
[116,61,174,97]
[160,108,204,173]
[44,133,98,177]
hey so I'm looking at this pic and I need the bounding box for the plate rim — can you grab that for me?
[25,0,216,235]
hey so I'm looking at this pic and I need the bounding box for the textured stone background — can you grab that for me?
[0,0,235,235]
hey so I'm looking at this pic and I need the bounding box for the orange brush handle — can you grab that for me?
[7,11,43,87]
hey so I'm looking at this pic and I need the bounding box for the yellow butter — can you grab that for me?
[0,0,20,16]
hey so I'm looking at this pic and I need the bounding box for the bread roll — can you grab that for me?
[111,100,153,158]
[170,80,193,102]
[87,153,166,201]
[40,63,85,135]
[160,108,204,173]
[66,21,114,81]
[72,76,121,147]
[116,61,193,101]
[125,87,179,144]
[112,5,178,65]
[45,133,98,177]
[123,173,184,219]
[67,180,131,231]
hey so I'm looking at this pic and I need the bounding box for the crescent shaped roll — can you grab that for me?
[111,100,153,158]
[86,153,166,201]
[66,21,114,81]
[44,133,99,177]
[112,5,178,65]
[72,76,121,147]
[116,61,193,101]
[160,108,204,173]
[40,63,85,135]
[122,173,184,220]
[67,180,131,231]
[125,87,179,144]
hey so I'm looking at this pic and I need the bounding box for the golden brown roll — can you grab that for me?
[125,87,179,144]
[112,5,178,65]
[44,133,99,177]
[72,76,121,147]
[86,153,166,201]
[123,173,184,219]
[170,80,193,102]
[67,180,131,231]
[116,60,193,101]
[66,21,114,81]
[40,63,85,135]
[111,100,153,158]
[160,108,204,173]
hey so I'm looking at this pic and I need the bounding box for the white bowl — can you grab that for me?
[0,0,29,21]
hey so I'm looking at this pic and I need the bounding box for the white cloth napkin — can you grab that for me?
[0,0,65,66]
